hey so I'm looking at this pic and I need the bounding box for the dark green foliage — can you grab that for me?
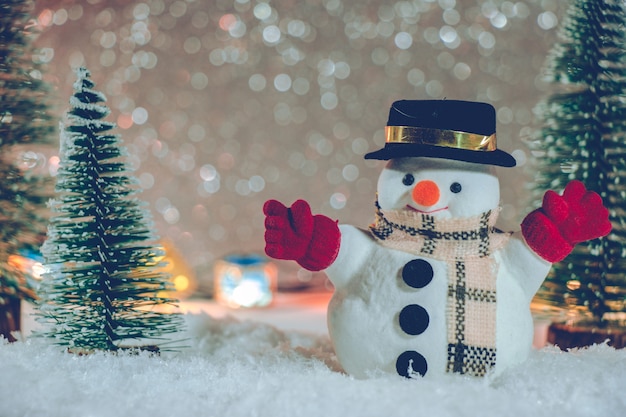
[37,68,184,351]
[0,0,55,338]
[530,0,626,322]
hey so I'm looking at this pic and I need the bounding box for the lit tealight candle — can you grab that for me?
[214,254,277,308]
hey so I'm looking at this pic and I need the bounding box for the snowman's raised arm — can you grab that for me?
[498,232,552,301]
[263,199,341,271]
[520,180,611,263]
[324,225,378,289]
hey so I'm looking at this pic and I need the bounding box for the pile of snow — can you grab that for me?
[1,313,624,417]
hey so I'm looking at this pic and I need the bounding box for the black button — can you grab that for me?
[402,259,433,288]
[396,350,427,378]
[399,304,429,335]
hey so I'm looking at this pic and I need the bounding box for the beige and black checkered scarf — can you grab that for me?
[370,201,511,377]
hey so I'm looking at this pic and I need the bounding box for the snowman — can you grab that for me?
[264,100,611,379]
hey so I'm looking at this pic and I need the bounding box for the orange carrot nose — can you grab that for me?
[412,180,440,207]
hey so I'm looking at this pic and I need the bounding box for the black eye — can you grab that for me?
[402,174,415,186]
[450,182,462,193]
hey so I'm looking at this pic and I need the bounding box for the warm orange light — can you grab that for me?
[157,239,197,299]
[7,255,44,280]
[219,14,237,31]
[48,155,60,176]
[37,9,54,27]
[117,113,133,129]
[173,274,190,292]
[566,280,581,291]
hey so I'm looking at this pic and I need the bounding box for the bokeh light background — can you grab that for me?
[31,0,568,286]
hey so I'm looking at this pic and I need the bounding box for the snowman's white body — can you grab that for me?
[325,157,551,378]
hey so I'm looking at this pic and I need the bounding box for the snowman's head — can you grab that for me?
[377,157,500,219]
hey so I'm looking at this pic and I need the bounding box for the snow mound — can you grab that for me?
[1,313,624,417]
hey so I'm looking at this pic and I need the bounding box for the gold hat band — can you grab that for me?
[385,126,497,152]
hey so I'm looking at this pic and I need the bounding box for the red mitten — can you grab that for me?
[264,199,340,271]
[521,180,612,263]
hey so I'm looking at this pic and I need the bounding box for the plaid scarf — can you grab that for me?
[370,201,510,377]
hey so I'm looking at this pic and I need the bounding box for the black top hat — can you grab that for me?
[364,100,516,167]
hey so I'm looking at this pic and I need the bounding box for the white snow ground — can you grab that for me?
[1,312,624,417]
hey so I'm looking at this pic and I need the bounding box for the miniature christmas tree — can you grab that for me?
[37,67,184,351]
[0,0,55,341]
[529,0,626,347]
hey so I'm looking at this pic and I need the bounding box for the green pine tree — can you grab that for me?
[529,0,626,324]
[37,67,184,351]
[0,0,55,341]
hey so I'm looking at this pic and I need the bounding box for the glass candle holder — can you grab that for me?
[214,254,277,308]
